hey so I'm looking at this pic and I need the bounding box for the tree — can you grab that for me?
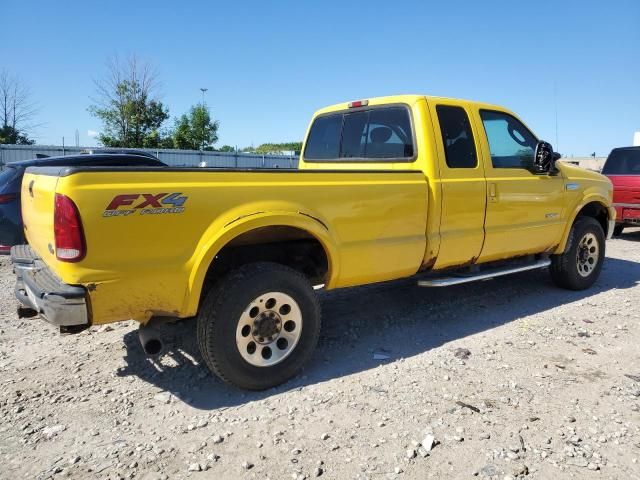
[254,142,302,154]
[142,128,174,149]
[0,69,38,144]
[0,126,34,145]
[216,145,235,152]
[89,55,170,148]
[172,104,219,150]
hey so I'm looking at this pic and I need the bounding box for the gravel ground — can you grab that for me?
[1,230,640,480]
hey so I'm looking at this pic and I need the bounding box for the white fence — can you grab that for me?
[0,145,605,172]
[0,144,299,169]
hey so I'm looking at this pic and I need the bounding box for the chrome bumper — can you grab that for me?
[11,245,89,326]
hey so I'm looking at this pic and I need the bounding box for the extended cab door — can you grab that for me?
[428,100,487,269]
[474,109,566,261]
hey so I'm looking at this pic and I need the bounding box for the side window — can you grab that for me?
[303,114,342,160]
[480,110,538,169]
[436,105,477,168]
[304,106,414,161]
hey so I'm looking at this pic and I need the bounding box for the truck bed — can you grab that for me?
[22,166,429,324]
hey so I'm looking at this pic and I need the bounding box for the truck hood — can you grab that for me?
[556,161,607,183]
[555,161,613,203]
[556,160,611,189]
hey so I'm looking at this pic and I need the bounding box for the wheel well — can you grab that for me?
[201,226,329,302]
[576,201,609,236]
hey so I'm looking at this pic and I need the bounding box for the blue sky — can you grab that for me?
[3,0,639,156]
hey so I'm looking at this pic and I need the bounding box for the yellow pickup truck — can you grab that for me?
[13,95,614,390]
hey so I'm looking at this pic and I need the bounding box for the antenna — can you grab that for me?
[554,81,559,150]
[199,88,208,150]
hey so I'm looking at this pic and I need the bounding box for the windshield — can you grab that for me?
[602,149,640,175]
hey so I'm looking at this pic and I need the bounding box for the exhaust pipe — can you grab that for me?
[138,323,164,356]
[17,305,39,319]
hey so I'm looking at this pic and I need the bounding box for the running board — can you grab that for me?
[417,259,551,287]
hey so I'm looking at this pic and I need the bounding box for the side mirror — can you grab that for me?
[533,140,559,174]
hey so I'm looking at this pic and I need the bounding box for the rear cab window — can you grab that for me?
[304,105,415,162]
[602,149,640,175]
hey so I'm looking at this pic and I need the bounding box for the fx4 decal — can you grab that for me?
[103,193,188,217]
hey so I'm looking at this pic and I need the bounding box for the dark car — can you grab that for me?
[0,153,166,253]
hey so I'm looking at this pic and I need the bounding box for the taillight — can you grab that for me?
[348,99,369,108]
[54,194,86,262]
[0,193,17,204]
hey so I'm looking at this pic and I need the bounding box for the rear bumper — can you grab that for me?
[613,203,640,226]
[11,245,89,326]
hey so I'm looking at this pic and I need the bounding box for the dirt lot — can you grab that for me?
[1,231,639,480]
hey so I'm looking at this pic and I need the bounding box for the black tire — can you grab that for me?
[613,225,624,236]
[197,262,321,390]
[550,217,605,290]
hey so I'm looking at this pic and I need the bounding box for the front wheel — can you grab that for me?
[197,262,321,390]
[550,217,605,290]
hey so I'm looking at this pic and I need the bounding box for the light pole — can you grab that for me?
[200,88,208,151]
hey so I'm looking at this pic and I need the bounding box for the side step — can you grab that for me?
[417,259,551,287]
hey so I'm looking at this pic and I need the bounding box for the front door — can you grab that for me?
[475,109,566,262]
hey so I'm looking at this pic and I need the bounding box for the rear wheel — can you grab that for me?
[613,225,624,236]
[197,262,321,390]
[550,217,605,290]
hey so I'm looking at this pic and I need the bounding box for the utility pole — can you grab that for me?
[200,88,208,151]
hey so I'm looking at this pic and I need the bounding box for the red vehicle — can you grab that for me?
[602,146,640,235]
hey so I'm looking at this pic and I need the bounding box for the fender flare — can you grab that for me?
[557,195,613,253]
[182,211,340,316]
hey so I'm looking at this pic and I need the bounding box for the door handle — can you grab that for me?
[488,183,497,202]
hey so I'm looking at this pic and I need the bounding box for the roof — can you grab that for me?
[611,146,640,151]
[312,94,508,117]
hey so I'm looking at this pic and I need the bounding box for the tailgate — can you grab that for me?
[21,169,59,266]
